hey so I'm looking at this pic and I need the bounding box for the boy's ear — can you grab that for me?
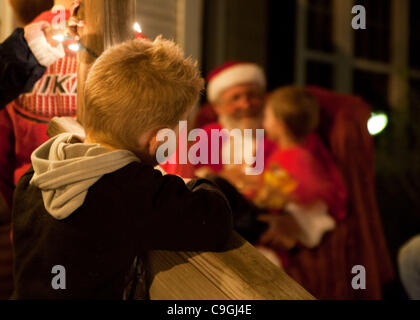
[139,128,166,156]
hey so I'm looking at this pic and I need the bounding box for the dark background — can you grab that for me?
[201,0,420,275]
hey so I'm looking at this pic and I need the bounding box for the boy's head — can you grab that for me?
[83,36,204,165]
[263,86,320,144]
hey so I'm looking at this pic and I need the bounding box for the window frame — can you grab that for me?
[295,0,419,111]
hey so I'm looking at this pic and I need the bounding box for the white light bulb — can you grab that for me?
[133,22,142,33]
[368,112,388,136]
[68,43,80,52]
[52,34,65,42]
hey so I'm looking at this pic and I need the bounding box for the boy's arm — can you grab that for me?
[139,171,233,252]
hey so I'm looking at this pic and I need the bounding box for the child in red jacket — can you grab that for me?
[254,86,347,265]
[0,3,76,211]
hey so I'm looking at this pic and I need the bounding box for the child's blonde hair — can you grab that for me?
[267,86,320,142]
[83,36,204,154]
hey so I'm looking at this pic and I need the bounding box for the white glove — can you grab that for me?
[286,200,336,248]
[24,21,65,67]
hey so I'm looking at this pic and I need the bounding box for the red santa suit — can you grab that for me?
[258,133,347,267]
[0,8,77,209]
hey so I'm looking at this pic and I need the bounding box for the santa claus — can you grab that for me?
[193,61,277,187]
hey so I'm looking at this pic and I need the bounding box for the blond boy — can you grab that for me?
[11,37,233,299]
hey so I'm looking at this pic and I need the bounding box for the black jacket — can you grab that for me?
[0,28,46,109]
[11,162,233,299]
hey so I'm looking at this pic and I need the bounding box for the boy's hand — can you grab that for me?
[219,166,262,197]
[218,166,246,188]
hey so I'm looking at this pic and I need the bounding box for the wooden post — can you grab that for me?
[76,0,136,123]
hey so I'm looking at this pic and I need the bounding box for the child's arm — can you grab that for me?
[0,22,64,109]
[139,170,233,252]
[0,28,45,109]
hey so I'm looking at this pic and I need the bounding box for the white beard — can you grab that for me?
[218,114,263,172]
[218,114,263,131]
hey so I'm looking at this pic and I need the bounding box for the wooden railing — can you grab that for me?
[147,232,314,300]
[59,0,315,300]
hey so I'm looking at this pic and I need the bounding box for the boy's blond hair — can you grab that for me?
[83,36,204,154]
[267,86,320,142]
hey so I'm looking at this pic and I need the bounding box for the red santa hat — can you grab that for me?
[206,61,266,103]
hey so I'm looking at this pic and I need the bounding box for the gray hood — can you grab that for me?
[30,133,140,220]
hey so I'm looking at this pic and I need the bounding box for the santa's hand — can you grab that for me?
[258,214,300,251]
[24,21,65,67]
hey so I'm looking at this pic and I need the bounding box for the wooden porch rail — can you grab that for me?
[54,0,315,300]
[147,232,314,300]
